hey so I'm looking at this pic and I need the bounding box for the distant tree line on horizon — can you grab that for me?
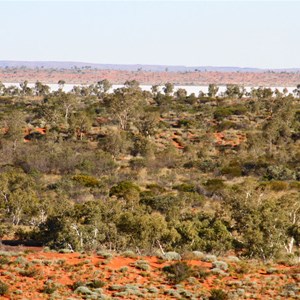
[1,80,300,99]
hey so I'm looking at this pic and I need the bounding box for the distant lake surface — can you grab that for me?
[2,83,297,96]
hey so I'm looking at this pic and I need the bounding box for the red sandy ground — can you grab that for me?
[0,248,299,299]
[1,69,300,86]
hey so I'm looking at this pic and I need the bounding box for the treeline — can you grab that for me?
[0,79,299,261]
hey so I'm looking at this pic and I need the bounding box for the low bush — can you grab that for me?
[87,280,106,288]
[41,281,57,294]
[72,281,86,291]
[0,281,8,296]
[220,165,242,178]
[161,251,181,261]
[204,179,225,192]
[173,183,196,192]
[19,267,39,277]
[268,180,289,191]
[212,261,228,271]
[134,260,150,271]
[0,257,10,265]
[72,174,101,187]
[74,286,93,295]
[163,261,192,284]
[121,250,136,258]
[202,254,217,262]
[209,289,228,300]
[96,251,113,259]
[192,266,210,280]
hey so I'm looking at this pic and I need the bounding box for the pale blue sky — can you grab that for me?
[0,1,299,68]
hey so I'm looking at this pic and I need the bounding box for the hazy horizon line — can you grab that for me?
[1,60,300,71]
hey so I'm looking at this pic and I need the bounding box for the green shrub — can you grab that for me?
[289,181,300,190]
[213,105,247,120]
[265,165,296,181]
[121,250,136,258]
[0,257,10,265]
[72,281,86,291]
[109,181,140,200]
[214,107,233,120]
[96,251,113,259]
[74,286,93,295]
[108,284,125,291]
[242,160,269,176]
[211,267,227,276]
[87,280,106,288]
[0,281,8,296]
[162,251,181,261]
[192,251,204,258]
[268,181,289,191]
[212,261,228,271]
[217,120,238,131]
[198,160,219,173]
[202,254,217,262]
[226,256,240,262]
[134,260,150,271]
[58,248,73,253]
[41,281,57,294]
[177,119,193,128]
[173,183,196,192]
[19,267,39,277]
[148,286,159,293]
[209,289,228,300]
[163,261,192,284]
[220,165,242,178]
[145,183,166,194]
[129,158,146,170]
[204,179,225,192]
[72,174,101,187]
[192,266,210,280]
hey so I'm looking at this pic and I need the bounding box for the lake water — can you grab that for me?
[2,83,297,96]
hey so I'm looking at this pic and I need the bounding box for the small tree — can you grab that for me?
[163,82,174,96]
[208,84,219,98]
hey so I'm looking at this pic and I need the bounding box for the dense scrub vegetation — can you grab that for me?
[0,80,299,261]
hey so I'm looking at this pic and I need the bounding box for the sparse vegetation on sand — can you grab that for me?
[0,249,298,299]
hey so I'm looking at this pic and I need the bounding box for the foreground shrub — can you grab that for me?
[19,267,39,277]
[122,250,136,258]
[0,257,10,265]
[72,281,86,291]
[87,280,106,288]
[72,174,101,187]
[209,289,228,300]
[220,165,242,178]
[161,251,181,261]
[192,266,210,280]
[268,180,289,191]
[204,179,225,192]
[163,261,192,284]
[0,281,8,296]
[74,286,93,295]
[212,261,228,271]
[134,260,150,271]
[96,251,113,259]
[41,281,57,294]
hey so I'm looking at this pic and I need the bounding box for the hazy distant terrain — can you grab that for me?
[1,61,300,86]
[1,60,300,73]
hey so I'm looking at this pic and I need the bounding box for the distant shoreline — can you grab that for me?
[2,82,297,96]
